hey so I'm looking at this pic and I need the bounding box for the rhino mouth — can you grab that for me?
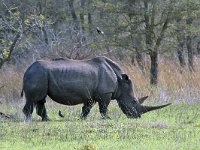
[124,107,141,118]
[118,102,141,118]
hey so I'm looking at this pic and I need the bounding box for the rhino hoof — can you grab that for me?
[80,115,87,120]
[42,117,51,121]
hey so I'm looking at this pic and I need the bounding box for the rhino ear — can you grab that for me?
[122,74,129,80]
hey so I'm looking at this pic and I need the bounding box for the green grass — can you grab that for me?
[0,102,200,150]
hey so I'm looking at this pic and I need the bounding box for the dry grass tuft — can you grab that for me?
[121,56,200,104]
[149,120,170,129]
[1,56,200,104]
[0,65,23,104]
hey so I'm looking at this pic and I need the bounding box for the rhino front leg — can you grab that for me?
[98,93,112,119]
[80,100,95,119]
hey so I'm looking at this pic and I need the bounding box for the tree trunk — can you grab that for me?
[80,13,84,31]
[177,41,186,68]
[88,12,92,33]
[136,50,145,73]
[42,26,48,45]
[0,32,21,69]
[37,1,48,45]
[186,36,194,71]
[0,59,4,69]
[186,15,194,71]
[80,0,86,31]
[86,0,92,34]
[197,41,200,55]
[131,54,136,66]
[68,0,79,30]
[150,51,158,85]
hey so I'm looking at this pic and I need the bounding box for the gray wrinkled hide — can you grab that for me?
[22,56,123,105]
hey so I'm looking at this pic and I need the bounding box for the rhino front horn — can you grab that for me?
[140,103,171,114]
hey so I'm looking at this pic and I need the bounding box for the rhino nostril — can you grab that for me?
[131,107,141,118]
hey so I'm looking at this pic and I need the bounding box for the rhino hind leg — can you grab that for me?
[36,100,51,121]
[80,100,95,119]
[98,93,112,119]
[23,101,35,122]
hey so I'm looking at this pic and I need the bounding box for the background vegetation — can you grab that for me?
[0,0,200,149]
[0,0,200,85]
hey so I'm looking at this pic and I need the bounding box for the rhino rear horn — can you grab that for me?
[138,96,149,104]
[140,103,171,114]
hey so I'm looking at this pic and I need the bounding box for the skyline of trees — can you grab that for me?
[0,0,200,85]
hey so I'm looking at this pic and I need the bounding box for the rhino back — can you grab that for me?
[91,56,123,78]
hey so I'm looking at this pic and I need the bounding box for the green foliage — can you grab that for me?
[38,14,45,21]
[0,0,200,85]
[1,0,200,59]
[89,42,98,49]
[24,19,31,26]
[2,48,9,58]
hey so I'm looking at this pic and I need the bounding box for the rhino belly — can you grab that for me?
[48,91,86,105]
[47,82,95,106]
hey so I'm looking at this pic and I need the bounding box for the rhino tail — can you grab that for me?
[21,89,23,97]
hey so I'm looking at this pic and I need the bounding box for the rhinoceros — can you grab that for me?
[21,56,171,121]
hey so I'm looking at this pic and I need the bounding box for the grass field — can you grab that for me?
[0,102,200,150]
[1,59,200,150]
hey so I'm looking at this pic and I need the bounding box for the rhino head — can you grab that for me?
[116,74,171,118]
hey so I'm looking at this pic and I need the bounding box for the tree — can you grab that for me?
[173,0,200,71]
[1,0,200,87]
[105,0,173,85]
[0,2,49,68]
